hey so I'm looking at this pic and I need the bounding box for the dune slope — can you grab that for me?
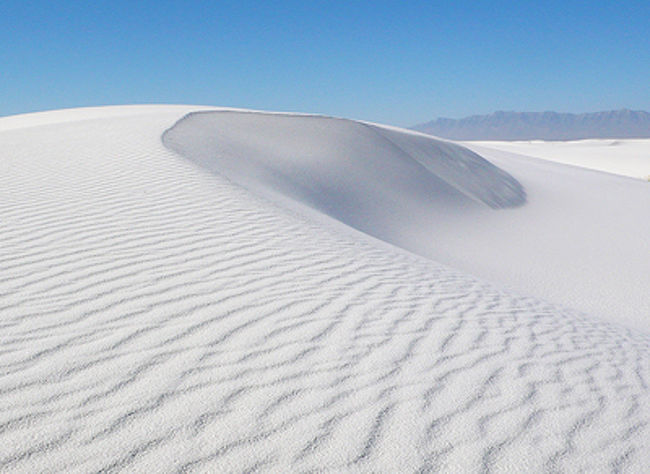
[0,106,648,472]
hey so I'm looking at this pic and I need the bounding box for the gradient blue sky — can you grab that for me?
[1,1,649,126]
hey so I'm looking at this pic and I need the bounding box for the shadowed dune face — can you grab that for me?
[163,111,525,241]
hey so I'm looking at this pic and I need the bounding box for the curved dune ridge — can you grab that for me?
[0,106,649,472]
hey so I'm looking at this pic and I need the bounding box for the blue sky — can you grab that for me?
[1,1,649,126]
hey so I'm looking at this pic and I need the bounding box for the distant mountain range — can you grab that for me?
[411,109,650,140]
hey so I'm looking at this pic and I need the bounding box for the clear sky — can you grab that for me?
[1,1,649,126]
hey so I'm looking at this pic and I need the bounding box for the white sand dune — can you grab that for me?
[164,111,650,330]
[0,106,649,472]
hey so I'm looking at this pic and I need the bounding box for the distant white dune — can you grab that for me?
[465,139,650,180]
[0,106,648,472]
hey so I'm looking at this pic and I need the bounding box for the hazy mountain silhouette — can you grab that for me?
[412,109,650,140]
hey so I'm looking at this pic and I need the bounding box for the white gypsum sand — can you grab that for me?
[0,106,648,472]
[464,139,650,180]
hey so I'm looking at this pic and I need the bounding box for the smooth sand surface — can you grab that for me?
[466,139,650,180]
